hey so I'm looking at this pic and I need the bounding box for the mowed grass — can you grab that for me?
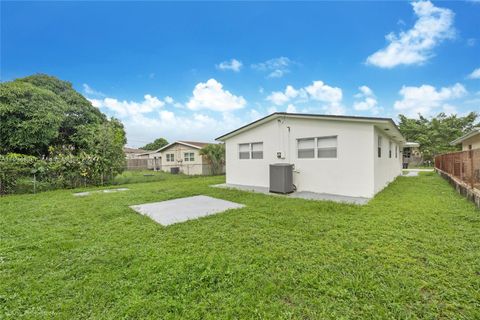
[1,172,479,319]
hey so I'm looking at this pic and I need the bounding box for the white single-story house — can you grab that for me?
[149,141,220,175]
[216,112,406,199]
[451,127,480,151]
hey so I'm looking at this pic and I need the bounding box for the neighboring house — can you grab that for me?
[216,112,406,199]
[124,147,147,159]
[450,127,480,151]
[153,141,219,175]
[402,142,422,167]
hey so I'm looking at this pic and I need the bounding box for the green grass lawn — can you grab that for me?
[1,172,479,319]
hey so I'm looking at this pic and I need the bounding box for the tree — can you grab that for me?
[398,112,479,160]
[0,81,66,156]
[0,73,127,179]
[199,144,225,175]
[19,74,106,151]
[141,138,168,150]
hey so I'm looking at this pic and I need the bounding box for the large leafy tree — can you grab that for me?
[199,144,225,175]
[18,74,106,151]
[141,137,168,150]
[398,112,479,160]
[0,81,66,156]
[0,74,126,171]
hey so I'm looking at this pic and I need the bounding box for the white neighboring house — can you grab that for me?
[450,127,480,151]
[148,141,219,175]
[216,112,406,199]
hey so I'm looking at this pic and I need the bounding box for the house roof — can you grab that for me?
[123,147,146,154]
[215,112,406,143]
[154,140,212,153]
[450,127,480,146]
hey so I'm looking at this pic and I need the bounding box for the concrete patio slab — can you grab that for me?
[130,195,245,226]
[403,168,434,172]
[211,184,369,205]
[403,171,419,177]
[73,188,129,196]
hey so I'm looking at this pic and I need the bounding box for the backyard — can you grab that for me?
[1,172,479,319]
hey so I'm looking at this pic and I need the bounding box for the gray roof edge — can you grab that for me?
[450,127,480,145]
[216,112,404,141]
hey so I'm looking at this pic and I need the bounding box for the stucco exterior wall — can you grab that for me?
[461,135,480,151]
[225,117,378,198]
[373,127,403,194]
[160,144,206,175]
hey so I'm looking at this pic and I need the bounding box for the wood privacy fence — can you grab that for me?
[125,159,160,170]
[434,149,480,190]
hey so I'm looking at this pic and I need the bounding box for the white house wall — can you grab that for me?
[373,127,403,194]
[225,117,376,198]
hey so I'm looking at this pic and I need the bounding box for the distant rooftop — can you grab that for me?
[450,127,480,146]
[124,147,146,154]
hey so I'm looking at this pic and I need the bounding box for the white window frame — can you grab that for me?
[317,136,337,159]
[184,152,194,162]
[251,142,263,159]
[297,136,337,159]
[297,138,315,159]
[166,153,175,162]
[238,142,263,160]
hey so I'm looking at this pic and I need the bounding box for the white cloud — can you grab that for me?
[266,85,301,105]
[216,59,243,72]
[393,83,467,117]
[186,79,246,112]
[366,1,455,68]
[89,94,165,117]
[83,84,105,97]
[251,57,294,78]
[468,67,480,79]
[265,81,345,115]
[305,81,343,105]
[286,104,298,113]
[353,85,381,114]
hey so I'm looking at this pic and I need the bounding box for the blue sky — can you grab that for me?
[2,1,479,147]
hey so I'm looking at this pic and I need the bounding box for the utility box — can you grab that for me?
[269,163,294,194]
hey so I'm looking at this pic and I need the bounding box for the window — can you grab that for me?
[389,141,392,158]
[239,143,250,159]
[317,136,337,158]
[184,152,194,162]
[251,143,263,159]
[395,145,398,158]
[377,136,382,158]
[166,153,174,162]
[297,136,337,159]
[239,142,263,159]
[297,138,315,158]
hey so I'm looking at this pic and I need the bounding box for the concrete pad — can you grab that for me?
[403,171,419,177]
[73,188,129,196]
[130,195,245,226]
[211,184,369,205]
[403,168,434,172]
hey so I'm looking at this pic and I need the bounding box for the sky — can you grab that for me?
[1,1,480,147]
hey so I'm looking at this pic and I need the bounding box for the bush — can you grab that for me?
[0,152,124,195]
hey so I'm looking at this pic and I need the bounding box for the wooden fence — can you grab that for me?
[434,149,480,190]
